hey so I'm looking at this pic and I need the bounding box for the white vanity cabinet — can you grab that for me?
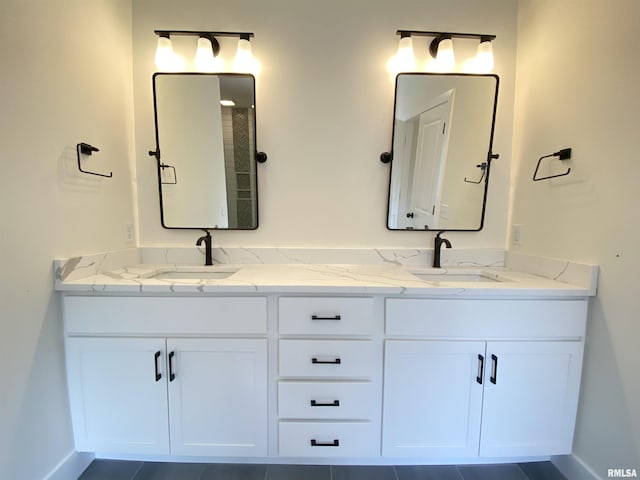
[382,298,587,458]
[277,297,382,457]
[60,287,590,463]
[63,296,268,457]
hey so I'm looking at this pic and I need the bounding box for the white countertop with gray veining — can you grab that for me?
[54,248,598,297]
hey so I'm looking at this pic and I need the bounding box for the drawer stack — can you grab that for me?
[277,297,380,457]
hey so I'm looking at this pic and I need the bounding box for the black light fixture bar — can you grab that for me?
[154,30,254,39]
[396,30,496,41]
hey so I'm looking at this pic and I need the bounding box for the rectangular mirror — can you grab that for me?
[152,73,259,229]
[386,73,499,231]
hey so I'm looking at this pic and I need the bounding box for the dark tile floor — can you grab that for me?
[78,460,567,480]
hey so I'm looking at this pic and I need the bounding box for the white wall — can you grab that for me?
[133,0,517,249]
[0,1,135,478]
[512,1,640,477]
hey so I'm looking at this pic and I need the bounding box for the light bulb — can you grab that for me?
[155,35,175,70]
[195,36,223,72]
[233,37,254,73]
[436,38,455,71]
[475,39,494,72]
[396,35,416,72]
[195,36,215,71]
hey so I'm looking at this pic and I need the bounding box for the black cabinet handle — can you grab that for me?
[490,354,498,384]
[477,354,484,384]
[310,400,340,407]
[311,315,341,321]
[154,351,162,382]
[310,439,339,447]
[168,351,176,382]
[311,357,341,365]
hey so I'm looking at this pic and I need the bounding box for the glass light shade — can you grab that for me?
[436,38,455,70]
[475,40,494,72]
[155,35,174,70]
[195,37,215,71]
[233,38,254,72]
[396,36,416,72]
[195,36,224,72]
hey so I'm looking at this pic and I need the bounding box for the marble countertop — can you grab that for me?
[55,260,597,297]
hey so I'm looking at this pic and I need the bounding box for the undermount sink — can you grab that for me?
[408,269,504,283]
[149,267,240,280]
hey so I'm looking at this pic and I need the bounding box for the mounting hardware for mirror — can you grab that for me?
[256,152,268,163]
[76,143,113,178]
[380,152,392,163]
[533,148,572,182]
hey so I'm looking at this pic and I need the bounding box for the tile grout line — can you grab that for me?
[129,461,145,480]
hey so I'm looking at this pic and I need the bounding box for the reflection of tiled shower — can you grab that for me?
[222,107,257,228]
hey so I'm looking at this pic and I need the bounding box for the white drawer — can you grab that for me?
[279,421,378,457]
[279,340,378,378]
[385,298,588,339]
[278,381,377,420]
[64,296,267,335]
[279,297,375,335]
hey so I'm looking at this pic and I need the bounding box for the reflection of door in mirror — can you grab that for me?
[386,74,498,231]
[408,90,453,229]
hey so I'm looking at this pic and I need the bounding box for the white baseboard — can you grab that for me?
[44,450,94,480]
[552,454,602,480]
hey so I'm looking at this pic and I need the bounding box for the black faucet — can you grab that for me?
[195,229,213,266]
[432,231,452,268]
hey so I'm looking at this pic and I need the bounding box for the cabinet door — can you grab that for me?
[382,340,485,457]
[65,337,170,454]
[480,341,583,457]
[167,338,268,456]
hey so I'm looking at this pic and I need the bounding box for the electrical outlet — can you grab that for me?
[512,224,523,246]
[124,222,134,243]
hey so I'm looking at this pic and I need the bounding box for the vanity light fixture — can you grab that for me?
[475,37,495,72]
[155,32,175,71]
[153,30,255,73]
[395,30,496,72]
[195,34,222,72]
[395,32,416,72]
[429,35,455,71]
[233,34,256,73]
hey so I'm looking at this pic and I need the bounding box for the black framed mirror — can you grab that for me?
[384,73,499,231]
[151,72,262,229]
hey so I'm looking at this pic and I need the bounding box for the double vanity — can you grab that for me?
[55,248,597,464]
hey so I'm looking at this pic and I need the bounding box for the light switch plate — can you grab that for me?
[512,224,523,246]
[124,223,134,243]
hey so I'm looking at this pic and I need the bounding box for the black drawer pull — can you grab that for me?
[154,351,162,382]
[310,439,339,447]
[310,399,340,407]
[476,354,484,384]
[311,315,341,321]
[311,357,341,365]
[168,351,176,382]
[490,354,498,384]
